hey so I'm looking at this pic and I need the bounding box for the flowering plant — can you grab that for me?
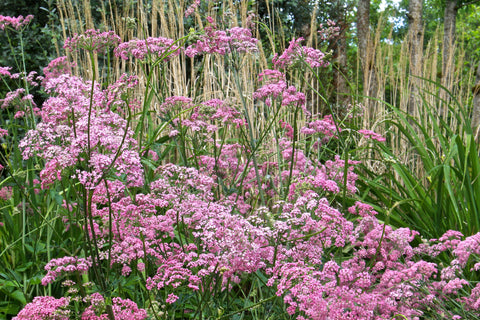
[1,7,480,320]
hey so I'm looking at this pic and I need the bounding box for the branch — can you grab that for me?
[458,0,480,9]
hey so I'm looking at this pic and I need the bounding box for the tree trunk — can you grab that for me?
[472,63,480,140]
[331,1,349,108]
[442,0,458,92]
[407,0,424,116]
[357,0,377,111]
[334,27,349,106]
[357,0,369,66]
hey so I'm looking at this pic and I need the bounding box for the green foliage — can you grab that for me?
[0,0,60,72]
[0,159,71,318]
[457,4,480,68]
[3,1,480,319]
[0,0,61,111]
[356,82,480,240]
[257,0,316,39]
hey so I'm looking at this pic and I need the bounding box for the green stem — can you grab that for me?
[104,179,113,281]
[284,106,300,200]
[83,50,115,320]
[231,103,284,214]
[18,33,36,128]
[87,52,97,159]
[231,61,266,206]
[217,295,278,319]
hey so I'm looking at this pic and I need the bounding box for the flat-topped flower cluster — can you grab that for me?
[2,13,479,320]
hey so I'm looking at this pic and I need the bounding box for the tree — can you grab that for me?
[357,0,370,67]
[256,0,317,44]
[473,63,480,140]
[357,0,378,108]
[442,0,480,91]
[329,0,351,107]
[443,0,457,88]
[407,0,424,115]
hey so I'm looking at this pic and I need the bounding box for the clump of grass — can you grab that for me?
[357,82,480,239]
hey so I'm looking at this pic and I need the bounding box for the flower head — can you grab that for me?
[273,37,329,69]
[358,129,386,142]
[64,29,121,53]
[114,37,180,61]
[13,296,70,320]
[185,21,258,57]
[0,15,33,31]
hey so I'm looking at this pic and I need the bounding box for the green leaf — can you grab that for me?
[49,189,64,206]
[13,262,33,272]
[7,290,26,304]
[0,300,20,316]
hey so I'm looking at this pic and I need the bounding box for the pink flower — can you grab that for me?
[0,127,7,137]
[185,21,258,57]
[42,56,76,86]
[272,37,329,69]
[81,294,147,320]
[358,129,386,142]
[253,70,307,111]
[300,114,340,149]
[279,120,294,139]
[185,0,201,18]
[442,278,469,294]
[453,232,480,267]
[64,29,121,53]
[115,37,180,61]
[166,293,179,304]
[0,186,12,200]
[42,256,92,285]
[13,296,70,320]
[0,66,12,77]
[253,80,287,102]
[104,73,140,114]
[348,201,378,217]
[0,14,34,31]
[318,19,341,41]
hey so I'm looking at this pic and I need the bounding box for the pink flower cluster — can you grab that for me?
[300,114,339,139]
[317,19,341,41]
[287,155,360,200]
[13,296,70,320]
[266,213,480,319]
[0,66,12,77]
[64,29,121,53]
[14,294,147,320]
[253,69,307,112]
[184,0,201,17]
[0,68,43,119]
[42,56,76,86]
[0,14,33,30]
[20,70,143,189]
[358,129,387,142]
[185,17,258,57]
[104,73,141,114]
[158,96,244,141]
[0,88,38,119]
[0,127,7,138]
[273,37,329,69]
[13,22,480,320]
[114,37,180,61]
[81,294,147,320]
[348,201,378,217]
[0,186,12,200]
[42,256,91,285]
[198,143,248,196]
[9,70,42,86]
